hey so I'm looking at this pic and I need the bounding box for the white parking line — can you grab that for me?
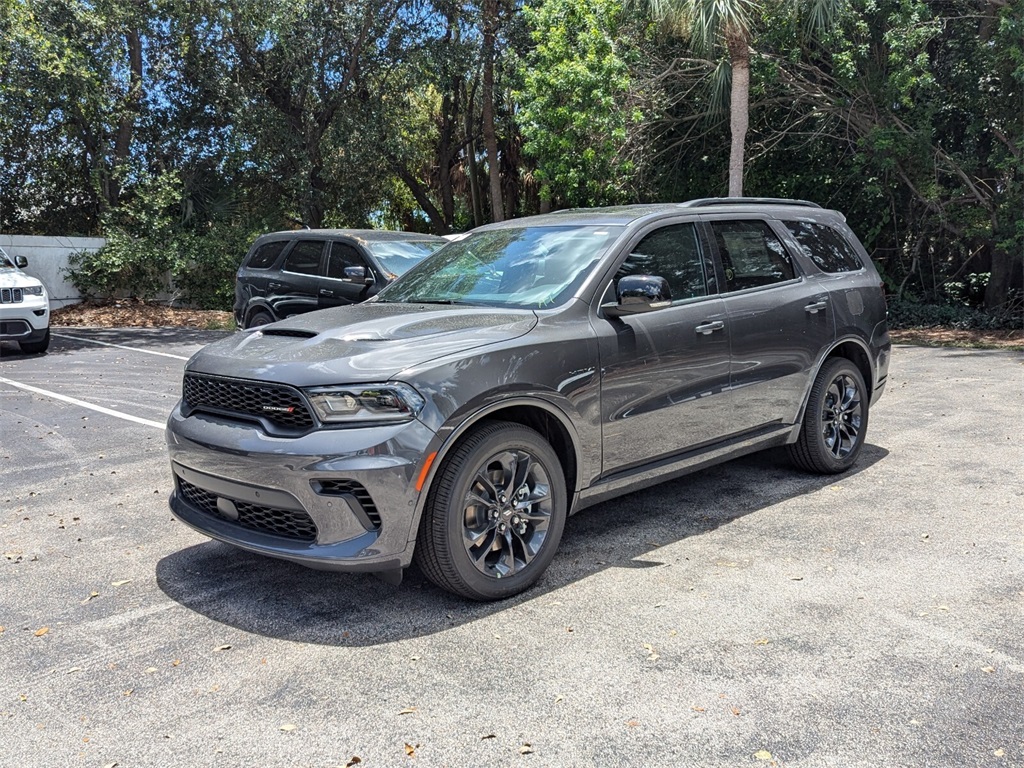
[52,332,191,361]
[0,375,165,430]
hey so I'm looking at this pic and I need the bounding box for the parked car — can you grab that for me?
[168,198,891,600]
[0,247,50,354]
[233,229,447,328]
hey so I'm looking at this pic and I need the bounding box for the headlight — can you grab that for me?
[23,286,44,296]
[305,382,425,424]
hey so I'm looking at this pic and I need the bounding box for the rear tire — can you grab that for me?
[415,421,567,601]
[19,328,50,355]
[245,309,274,329]
[789,357,868,474]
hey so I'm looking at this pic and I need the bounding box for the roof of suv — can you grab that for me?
[257,229,446,244]
[480,198,839,229]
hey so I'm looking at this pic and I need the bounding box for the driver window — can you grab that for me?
[325,243,367,279]
[615,223,708,303]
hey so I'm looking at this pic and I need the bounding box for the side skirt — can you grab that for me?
[572,424,800,514]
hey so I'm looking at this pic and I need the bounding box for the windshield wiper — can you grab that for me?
[411,298,475,306]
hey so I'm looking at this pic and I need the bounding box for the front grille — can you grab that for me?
[1,288,24,304]
[178,478,218,513]
[182,373,314,431]
[177,478,318,542]
[313,479,382,531]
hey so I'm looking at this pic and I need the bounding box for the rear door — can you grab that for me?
[318,241,376,309]
[271,239,327,319]
[594,220,731,475]
[702,216,835,432]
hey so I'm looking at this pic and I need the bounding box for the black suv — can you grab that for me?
[233,229,446,328]
[169,199,890,600]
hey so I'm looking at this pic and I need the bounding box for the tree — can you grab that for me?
[645,0,842,197]
[518,0,645,209]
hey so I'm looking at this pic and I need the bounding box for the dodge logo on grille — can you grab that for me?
[261,405,296,413]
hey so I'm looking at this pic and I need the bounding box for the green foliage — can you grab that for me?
[66,172,182,299]
[886,298,1021,332]
[517,0,643,208]
[2,0,1020,317]
[66,171,257,309]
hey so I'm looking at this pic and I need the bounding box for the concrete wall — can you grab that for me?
[0,234,105,309]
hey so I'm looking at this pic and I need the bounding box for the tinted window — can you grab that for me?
[247,241,287,269]
[616,223,708,302]
[712,220,795,292]
[283,241,324,276]
[783,221,864,273]
[325,243,366,279]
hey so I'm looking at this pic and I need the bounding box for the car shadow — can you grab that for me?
[156,444,888,646]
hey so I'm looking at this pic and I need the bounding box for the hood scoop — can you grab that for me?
[260,328,318,339]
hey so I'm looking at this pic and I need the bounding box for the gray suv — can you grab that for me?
[167,199,890,600]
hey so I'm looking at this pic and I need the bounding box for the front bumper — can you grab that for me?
[0,295,49,339]
[166,403,437,573]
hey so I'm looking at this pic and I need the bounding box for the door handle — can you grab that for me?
[319,289,334,297]
[695,320,725,335]
[268,281,284,290]
[804,300,829,314]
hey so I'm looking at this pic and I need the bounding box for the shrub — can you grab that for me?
[887,297,1022,331]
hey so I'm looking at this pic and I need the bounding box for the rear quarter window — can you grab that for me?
[246,241,287,270]
[783,221,864,273]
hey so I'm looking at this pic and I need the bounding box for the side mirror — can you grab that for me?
[343,265,374,285]
[603,275,672,317]
[14,255,27,268]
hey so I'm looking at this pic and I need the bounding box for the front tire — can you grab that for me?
[789,357,869,474]
[415,421,567,601]
[19,327,50,355]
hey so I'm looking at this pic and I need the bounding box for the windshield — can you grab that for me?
[377,226,623,308]
[366,240,445,278]
[0,247,14,269]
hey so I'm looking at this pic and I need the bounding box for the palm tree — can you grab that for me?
[646,0,840,197]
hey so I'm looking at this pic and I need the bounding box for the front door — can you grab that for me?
[595,221,731,475]
[318,242,376,309]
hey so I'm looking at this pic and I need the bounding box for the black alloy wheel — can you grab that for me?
[415,421,567,601]
[789,357,869,474]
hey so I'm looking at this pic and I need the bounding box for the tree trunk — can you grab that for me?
[725,28,750,198]
[984,212,1020,310]
[464,78,483,227]
[481,0,504,222]
[106,26,144,207]
[395,163,450,235]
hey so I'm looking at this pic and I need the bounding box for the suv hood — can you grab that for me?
[187,302,537,386]
[0,269,44,290]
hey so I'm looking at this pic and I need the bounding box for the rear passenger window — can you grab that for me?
[616,223,709,302]
[247,241,287,269]
[783,221,864,273]
[283,241,324,275]
[711,220,795,292]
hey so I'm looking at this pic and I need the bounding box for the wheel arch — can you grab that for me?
[411,397,584,543]
[794,336,874,428]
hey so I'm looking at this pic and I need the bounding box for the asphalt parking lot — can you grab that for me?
[1,330,1022,767]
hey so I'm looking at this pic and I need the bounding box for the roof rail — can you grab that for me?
[679,197,822,209]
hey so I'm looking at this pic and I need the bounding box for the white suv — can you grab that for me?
[0,247,50,354]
